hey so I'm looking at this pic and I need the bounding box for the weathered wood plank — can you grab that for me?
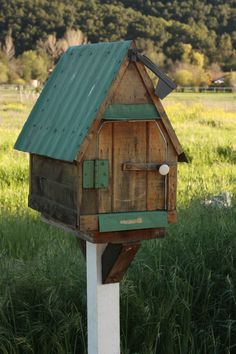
[80,215,98,231]
[32,154,76,186]
[91,228,166,244]
[113,121,147,212]
[147,121,167,210]
[98,122,113,213]
[111,62,152,104]
[167,166,177,211]
[31,175,77,210]
[29,194,77,226]
[80,132,98,215]
[102,242,140,284]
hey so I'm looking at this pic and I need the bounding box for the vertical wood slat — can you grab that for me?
[147,121,167,210]
[98,123,113,213]
[80,133,98,215]
[112,121,147,212]
[167,166,177,210]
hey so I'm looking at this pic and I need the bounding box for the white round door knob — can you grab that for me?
[159,164,170,176]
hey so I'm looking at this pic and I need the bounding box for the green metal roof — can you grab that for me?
[14,40,132,162]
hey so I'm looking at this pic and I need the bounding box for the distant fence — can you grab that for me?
[0,84,40,104]
[176,86,235,93]
[0,84,235,105]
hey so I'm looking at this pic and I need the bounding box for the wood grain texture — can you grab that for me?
[32,155,76,186]
[32,176,76,209]
[80,133,98,215]
[85,228,166,244]
[167,166,177,211]
[113,121,147,212]
[147,121,166,210]
[111,62,152,104]
[102,242,140,284]
[98,122,113,213]
[30,155,77,226]
[80,215,98,231]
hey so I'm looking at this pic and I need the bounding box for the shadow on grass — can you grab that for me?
[0,201,236,354]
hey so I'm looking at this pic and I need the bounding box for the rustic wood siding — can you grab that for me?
[111,62,152,104]
[29,154,77,227]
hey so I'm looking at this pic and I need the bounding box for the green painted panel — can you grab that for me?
[103,104,161,120]
[83,160,109,189]
[99,211,167,232]
[14,41,132,162]
[95,160,109,188]
[83,160,94,188]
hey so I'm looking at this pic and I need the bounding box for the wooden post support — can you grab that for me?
[87,242,120,354]
[102,242,140,284]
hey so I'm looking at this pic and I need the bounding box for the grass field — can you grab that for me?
[0,91,236,354]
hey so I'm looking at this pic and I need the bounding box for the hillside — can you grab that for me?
[0,0,235,70]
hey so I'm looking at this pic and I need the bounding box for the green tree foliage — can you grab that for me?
[0,61,9,83]
[0,0,235,70]
[19,50,49,82]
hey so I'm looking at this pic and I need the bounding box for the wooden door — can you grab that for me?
[98,121,167,213]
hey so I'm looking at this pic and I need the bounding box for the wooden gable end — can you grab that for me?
[110,62,152,104]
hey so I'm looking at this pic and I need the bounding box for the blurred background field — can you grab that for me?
[0,91,236,354]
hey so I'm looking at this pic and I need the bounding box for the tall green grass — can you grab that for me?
[0,93,236,353]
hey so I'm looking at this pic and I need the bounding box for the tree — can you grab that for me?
[174,69,193,86]
[2,30,15,61]
[0,61,8,83]
[19,50,49,82]
[37,29,87,63]
[37,34,62,62]
[63,29,87,47]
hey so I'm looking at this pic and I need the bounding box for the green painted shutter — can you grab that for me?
[83,160,109,189]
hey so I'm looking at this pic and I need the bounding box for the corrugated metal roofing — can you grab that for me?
[14,40,132,162]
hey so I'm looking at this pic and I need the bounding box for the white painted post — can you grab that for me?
[86,242,120,354]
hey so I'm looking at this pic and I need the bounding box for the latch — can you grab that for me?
[83,160,109,189]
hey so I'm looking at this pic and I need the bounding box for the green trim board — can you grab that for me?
[95,160,109,188]
[83,160,95,188]
[103,104,161,120]
[99,211,167,232]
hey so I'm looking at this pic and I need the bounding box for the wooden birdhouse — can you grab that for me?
[15,40,186,283]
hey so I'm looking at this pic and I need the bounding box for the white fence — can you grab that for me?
[0,84,40,104]
[176,86,235,93]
